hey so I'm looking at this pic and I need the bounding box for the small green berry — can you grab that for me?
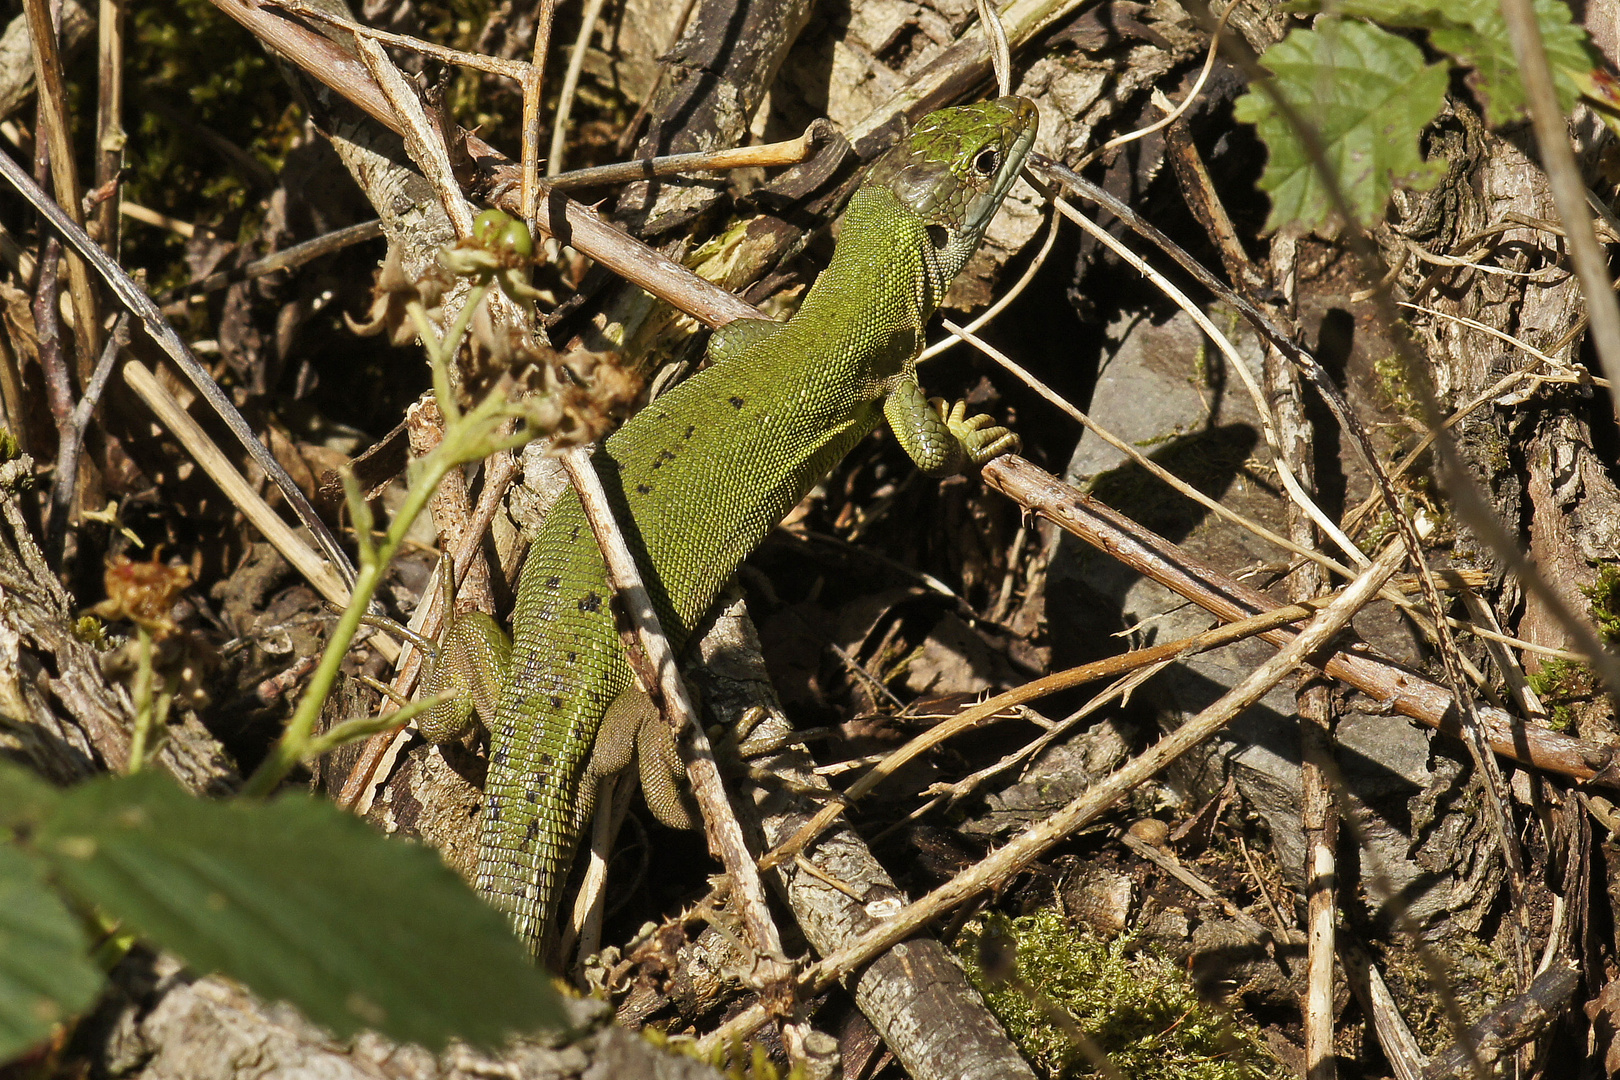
[473,209,534,259]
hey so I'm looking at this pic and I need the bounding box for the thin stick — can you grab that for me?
[563,768,634,960]
[926,661,1168,806]
[356,36,476,239]
[1498,0,1620,426]
[1120,829,1283,948]
[0,146,359,587]
[24,0,99,373]
[1045,194,1366,567]
[1264,226,1337,1080]
[208,0,761,329]
[520,0,555,220]
[119,360,394,662]
[980,454,1614,783]
[1038,146,1620,830]
[919,205,1058,363]
[761,595,1343,868]
[34,238,72,455]
[791,541,1403,1000]
[974,0,1012,97]
[547,122,832,190]
[558,447,787,967]
[546,0,609,177]
[1339,346,1583,536]
[266,0,530,80]
[1341,936,1428,1080]
[0,313,26,453]
[49,314,128,558]
[119,201,196,238]
[94,0,125,259]
[961,303,1576,669]
[157,220,384,304]
[338,449,519,814]
[941,316,1362,584]
[1074,0,1238,170]
[613,0,699,158]
[1302,693,1339,1080]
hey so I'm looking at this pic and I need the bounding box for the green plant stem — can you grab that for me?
[242,446,460,798]
[410,282,489,422]
[236,409,482,799]
[241,376,531,797]
[240,256,548,799]
[127,626,154,774]
[304,692,451,760]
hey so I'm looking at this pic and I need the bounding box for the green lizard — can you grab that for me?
[426,95,1038,956]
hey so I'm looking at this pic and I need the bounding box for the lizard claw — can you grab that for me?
[939,399,1020,466]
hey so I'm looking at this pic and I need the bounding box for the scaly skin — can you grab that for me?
[471,96,1038,954]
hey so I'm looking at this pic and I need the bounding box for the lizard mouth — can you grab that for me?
[961,96,1039,237]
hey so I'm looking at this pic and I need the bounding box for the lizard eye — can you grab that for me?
[972,148,1000,177]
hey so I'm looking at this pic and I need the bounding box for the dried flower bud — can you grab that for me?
[90,553,192,639]
[347,245,446,348]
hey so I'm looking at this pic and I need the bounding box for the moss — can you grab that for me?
[646,1028,805,1080]
[956,908,1279,1079]
[1374,932,1513,1057]
[1474,427,1511,475]
[73,616,110,650]
[1374,351,1422,420]
[1527,658,1598,731]
[1582,565,1620,643]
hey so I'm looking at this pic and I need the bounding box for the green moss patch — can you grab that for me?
[957,908,1279,1079]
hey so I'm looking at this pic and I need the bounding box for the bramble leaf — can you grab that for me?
[1234,19,1449,232]
[1297,0,1592,123]
[0,845,104,1063]
[35,771,565,1051]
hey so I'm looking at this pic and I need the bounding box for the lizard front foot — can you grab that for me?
[934,397,1020,467]
[885,378,1018,475]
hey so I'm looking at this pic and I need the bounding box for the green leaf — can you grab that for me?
[1234,20,1449,232]
[0,845,104,1063]
[0,760,63,832]
[1295,0,1593,123]
[36,772,565,1051]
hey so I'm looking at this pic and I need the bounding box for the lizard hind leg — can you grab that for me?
[587,687,645,778]
[589,687,699,830]
[636,706,699,830]
[418,611,512,742]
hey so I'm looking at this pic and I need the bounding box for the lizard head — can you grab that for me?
[864,95,1039,281]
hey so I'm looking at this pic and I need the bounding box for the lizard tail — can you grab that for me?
[476,759,597,957]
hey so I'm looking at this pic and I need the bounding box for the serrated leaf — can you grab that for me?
[1234,20,1449,232]
[0,845,104,1063]
[36,772,565,1051]
[1299,0,1592,123]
